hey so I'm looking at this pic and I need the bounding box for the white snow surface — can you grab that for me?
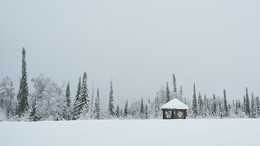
[161,98,189,109]
[0,119,259,146]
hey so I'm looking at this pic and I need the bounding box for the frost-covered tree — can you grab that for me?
[120,109,123,117]
[192,83,197,117]
[31,74,65,120]
[218,100,223,118]
[17,48,29,117]
[202,94,208,117]
[29,97,40,121]
[179,86,183,102]
[212,94,217,116]
[115,105,120,118]
[129,101,142,118]
[172,73,177,93]
[124,100,128,117]
[145,104,148,119]
[166,82,170,102]
[172,74,177,99]
[140,98,144,114]
[78,72,89,118]
[245,88,250,116]
[243,95,246,114]
[72,77,81,120]
[0,77,16,120]
[108,80,114,117]
[223,89,228,117]
[256,96,259,117]
[94,88,100,119]
[0,77,16,118]
[198,92,203,116]
[63,82,71,120]
[154,96,159,117]
[250,93,256,118]
[235,100,238,115]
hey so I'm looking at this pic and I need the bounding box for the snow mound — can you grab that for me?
[161,99,189,109]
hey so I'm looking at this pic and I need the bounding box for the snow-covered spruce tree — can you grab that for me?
[192,83,197,117]
[218,100,224,118]
[154,96,159,118]
[256,96,259,117]
[115,105,120,118]
[212,94,217,116]
[172,73,177,99]
[179,86,183,102]
[250,93,256,118]
[120,109,123,117]
[223,89,228,117]
[129,101,142,119]
[108,80,114,117]
[31,74,65,120]
[166,82,170,102]
[63,82,71,120]
[140,98,144,118]
[243,95,246,114]
[172,73,177,93]
[245,88,250,116]
[72,77,81,120]
[202,94,208,117]
[184,97,187,104]
[198,92,203,116]
[29,97,40,121]
[17,48,29,118]
[94,88,100,119]
[124,100,128,118]
[140,98,144,114]
[145,104,148,119]
[158,87,166,104]
[235,100,239,115]
[0,77,16,119]
[78,72,89,118]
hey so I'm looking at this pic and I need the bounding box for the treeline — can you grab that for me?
[0,48,259,121]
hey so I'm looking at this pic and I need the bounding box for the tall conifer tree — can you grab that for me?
[79,72,89,117]
[172,73,177,93]
[212,94,217,116]
[198,92,203,115]
[17,48,29,117]
[94,88,101,119]
[192,83,197,117]
[154,96,159,117]
[179,86,183,101]
[115,105,120,118]
[124,100,128,117]
[256,96,259,117]
[251,93,256,118]
[223,89,228,116]
[73,77,81,120]
[166,82,170,102]
[140,98,144,114]
[235,100,238,115]
[108,80,114,116]
[245,88,250,116]
[203,94,208,117]
[63,82,71,120]
[29,97,39,121]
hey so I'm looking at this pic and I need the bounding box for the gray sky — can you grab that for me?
[1,0,260,106]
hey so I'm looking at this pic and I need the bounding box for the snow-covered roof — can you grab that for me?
[161,99,189,110]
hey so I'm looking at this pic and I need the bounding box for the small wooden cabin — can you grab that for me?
[161,99,189,119]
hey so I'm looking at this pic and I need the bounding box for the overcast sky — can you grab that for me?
[1,0,260,106]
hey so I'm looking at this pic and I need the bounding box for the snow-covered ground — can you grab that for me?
[0,119,259,146]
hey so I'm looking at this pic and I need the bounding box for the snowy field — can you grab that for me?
[0,119,259,146]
